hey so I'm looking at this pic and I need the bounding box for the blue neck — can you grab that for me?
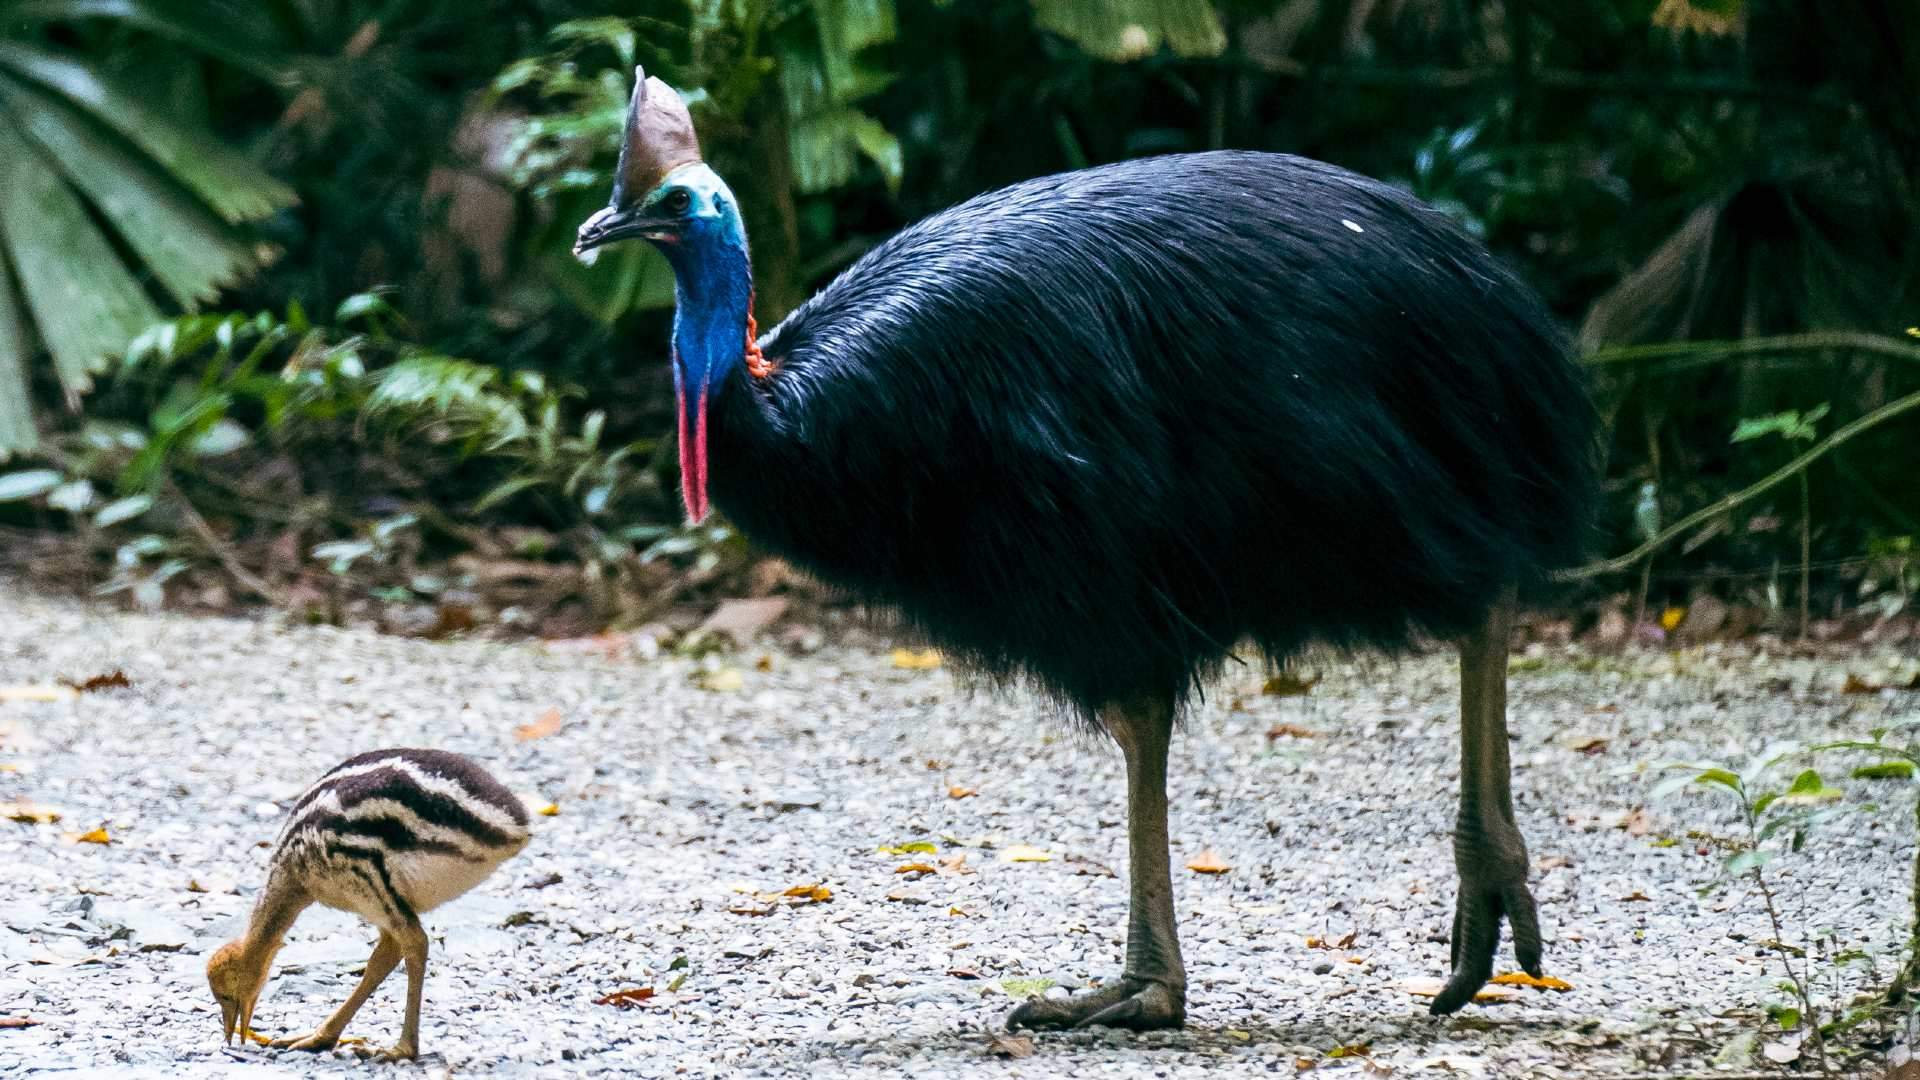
[662,219,753,404]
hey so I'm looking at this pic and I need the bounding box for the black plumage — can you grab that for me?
[716,152,1593,716]
[577,71,1595,1029]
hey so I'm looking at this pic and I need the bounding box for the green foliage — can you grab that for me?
[0,1,297,457]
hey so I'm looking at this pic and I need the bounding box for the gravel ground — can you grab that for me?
[2,582,1916,1079]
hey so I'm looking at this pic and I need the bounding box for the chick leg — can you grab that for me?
[1430,589,1545,1014]
[1007,692,1186,1031]
[270,932,401,1051]
[356,918,428,1061]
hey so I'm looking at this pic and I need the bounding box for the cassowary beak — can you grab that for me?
[220,999,239,1045]
[573,206,680,259]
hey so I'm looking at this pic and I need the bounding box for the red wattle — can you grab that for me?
[675,383,711,525]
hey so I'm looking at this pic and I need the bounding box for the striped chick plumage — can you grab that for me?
[206,748,530,1061]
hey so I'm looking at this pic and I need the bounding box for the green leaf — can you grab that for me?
[812,0,898,100]
[1725,848,1772,876]
[1767,1003,1800,1030]
[0,467,63,500]
[0,42,295,223]
[1031,0,1226,62]
[789,108,900,194]
[0,249,35,457]
[1852,761,1916,780]
[0,73,256,308]
[7,0,290,82]
[1787,769,1823,795]
[0,116,160,399]
[1693,768,1744,794]
[877,841,937,855]
[93,493,152,527]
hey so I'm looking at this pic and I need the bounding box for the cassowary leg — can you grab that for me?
[1430,588,1545,1015]
[269,932,401,1051]
[1007,693,1186,1031]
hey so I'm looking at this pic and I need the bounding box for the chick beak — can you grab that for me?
[240,996,257,1045]
[221,1000,238,1045]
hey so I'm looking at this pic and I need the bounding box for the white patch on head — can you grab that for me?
[1341,219,1365,233]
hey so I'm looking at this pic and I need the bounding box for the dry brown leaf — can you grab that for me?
[1327,1043,1372,1058]
[947,967,983,980]
[1294,1058,1318,1071]
[1306,930,1359,950]
[1266,723,1319,740]
[894,862,937,875]
[987,1033,1035,1059]
[1489,972,1574,992]
[936,854,975,876]
[891,648,942,670]
[1401,977,1516,1002]
[593,987,656,1009]
[62,671,131,693]
[782,883,832,903]
[754,654,774,672]
[1263,672,1321,696]
[1568,737,1610,755]
[947,785,978,799]
[1884,1060,1920,1080]
[1185,849,1232,874]
[1615,807,1651,836]
[74,827,111,845]
[1001,845,1051,863]
[0,685,76,703]
[1619,890,1652,902]
[1065,853,1115,877]
[514,708,563,741]
[0,1017,39,1029]
[0,801,61,824]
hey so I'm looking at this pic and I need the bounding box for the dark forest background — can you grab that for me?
[0,0,1915,641]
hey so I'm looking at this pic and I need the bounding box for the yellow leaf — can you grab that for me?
[878,841,937,855]
[1226,1029,1251,1041]
[890,648,942,670]
[0,801,61,824]
[1327,1044,1371,1058]
[514,708,564,741]
[1660,606,1686,632]
[1000,844,1052,863]
[895,862,937,874]
[782,883,832,903]
[1185,848,1232,874]
[698,668,744,692]
[1489,972,1574,992]
[947,785,977,799]
[1400,977,1516,1002]
[0,685,76,703]
[538,803,560,817]
[75,827,111,845]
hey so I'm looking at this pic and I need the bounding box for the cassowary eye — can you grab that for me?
[661,189,692,214]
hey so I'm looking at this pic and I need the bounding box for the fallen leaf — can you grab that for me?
[514,708,563,741]
[666,971,688,992]
[1328,1043,1372,1058]
[1065,853,1114,877]
[1263,672,1321,696]
[528,872,563,889]
[1266,723,1319,740]
[1885,1061,1920,1080]
[936,854,975,876]
[947,967,983,980]
[1362,1060,1395,1078]
[885,889,928,904]
[74,827,111,845]
[895,862,936,875]
[1401,978,1516,1002]
[593,987,656,1009]
[1489,972,1574,992]
[1761,1039,1800,1064]
[0,685,76,703]
[537,803,560,817]
[697,667,744,692]
[1660,606,1686,633]
[1307,931,1359,950]
[782,883,832,902]
[1225,1028,1250,1041]
[0,1017,38,1029]
[947,785,977,799]
[61,670,130,693]
[987,1033,1035,1059]
[1295,1058,1318,1071]
[947,905,971,916]
[1568,736,1609,755]
[1185,849,1232,874]
[1001,844,1052,863]
[891,648,943,670]
[878,841,937,856]
[1615,807,1651,836]
[1619,890,1652,902]
[0,801,61,824]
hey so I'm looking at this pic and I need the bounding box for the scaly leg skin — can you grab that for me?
[352,919,427,1061]
[1430,590,1546,1015]
[270,932,401,1052]
[1008,693,1187,1031]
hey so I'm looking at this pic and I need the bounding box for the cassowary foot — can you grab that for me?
[1006,977,1185,1031]
[267,1030,340,1052]
[351,1040,418,1063]
[1429,863,1544,1015]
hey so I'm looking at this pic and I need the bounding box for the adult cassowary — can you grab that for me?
[575,70,1595,1028]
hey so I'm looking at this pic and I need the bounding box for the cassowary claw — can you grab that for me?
[1006,977,1185,1032]
[1429,877,1544,1015]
